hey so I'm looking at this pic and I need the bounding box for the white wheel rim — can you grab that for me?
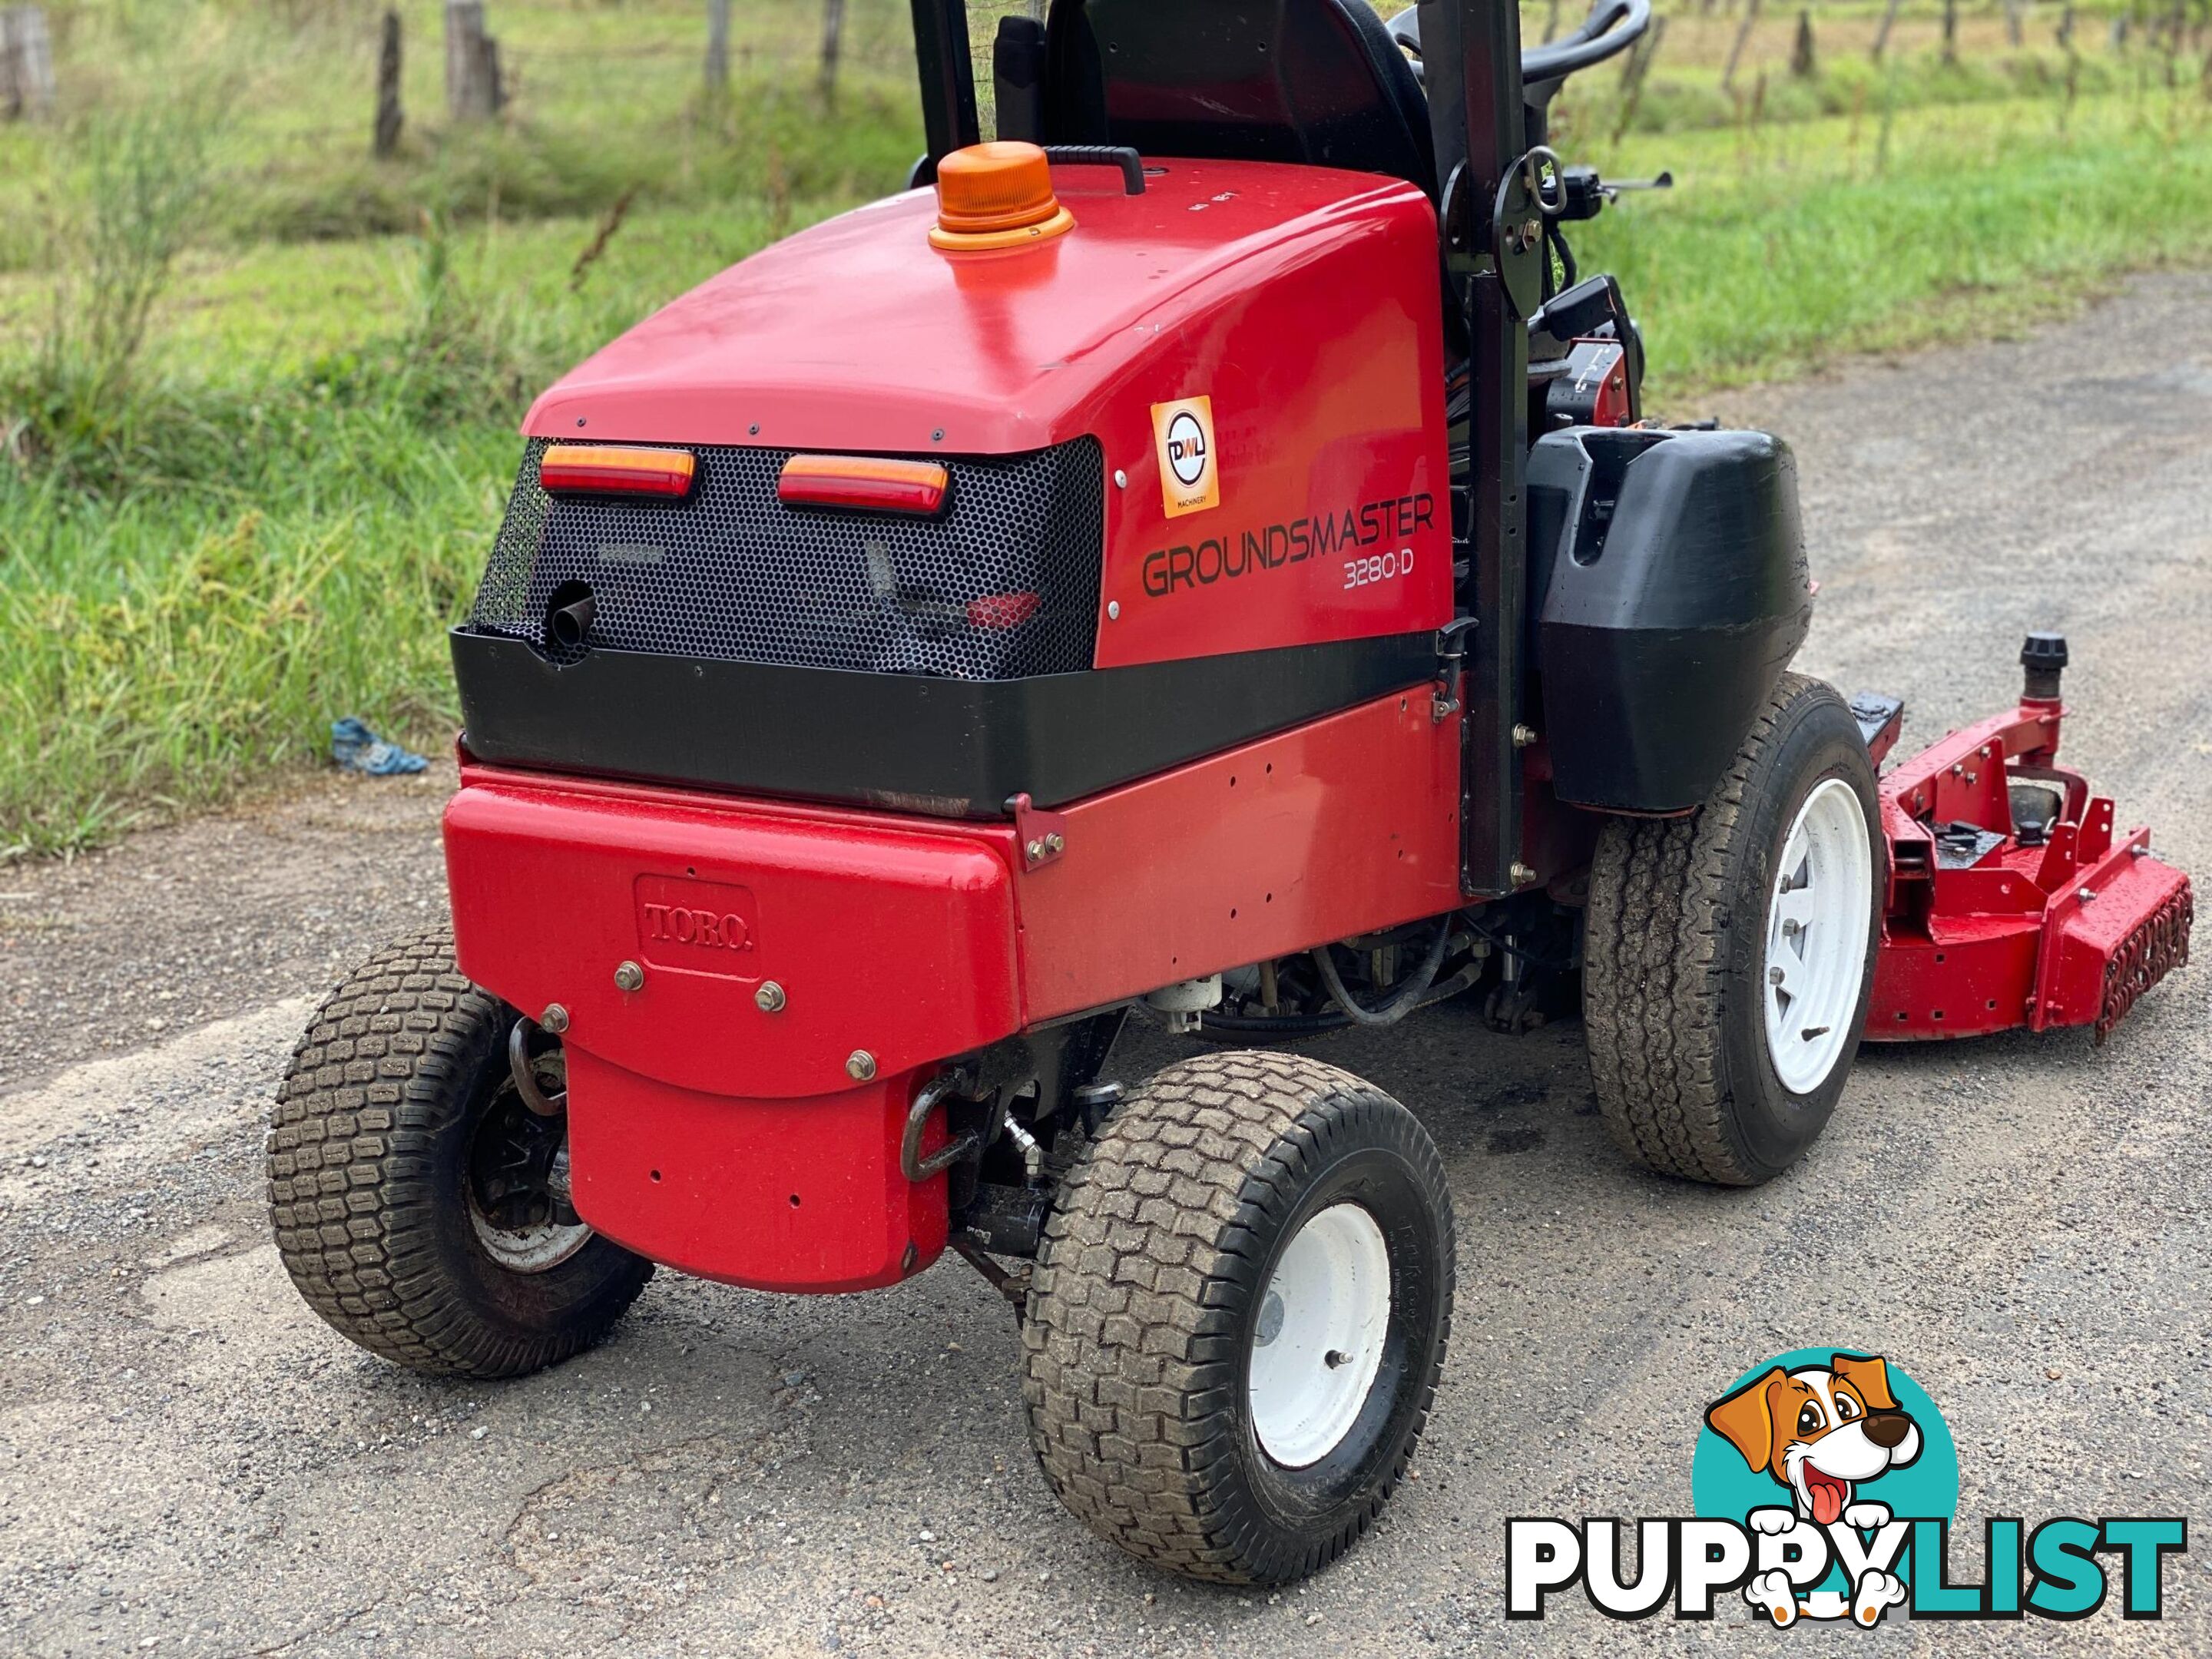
[1247,1202,1392,1469]
[1763,777,1875,1094]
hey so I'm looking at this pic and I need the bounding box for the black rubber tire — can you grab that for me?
[1021,1051,1455,1585]
[267,931,652,1378]
[1583,672,1885,1186]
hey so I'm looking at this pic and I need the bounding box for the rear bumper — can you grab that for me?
[444,767,1022,1290]
[442,690,1461,1290]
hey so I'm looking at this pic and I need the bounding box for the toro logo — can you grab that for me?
[1151,395,1219,518]
[634,874,758,975]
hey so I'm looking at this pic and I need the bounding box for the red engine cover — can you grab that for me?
[523,159,1452,670]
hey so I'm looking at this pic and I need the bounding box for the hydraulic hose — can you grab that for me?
[1310,918,1455,1028]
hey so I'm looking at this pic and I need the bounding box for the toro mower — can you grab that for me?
[267,0,2190,1586]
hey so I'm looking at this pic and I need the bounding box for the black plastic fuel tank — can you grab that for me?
[1527,426,1812,813]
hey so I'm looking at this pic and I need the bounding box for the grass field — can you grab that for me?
[2,0,2210,856]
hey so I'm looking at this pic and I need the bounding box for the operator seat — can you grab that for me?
[1039,0,1437,200]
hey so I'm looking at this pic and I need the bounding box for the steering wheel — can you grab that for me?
[1386,0,1653,87]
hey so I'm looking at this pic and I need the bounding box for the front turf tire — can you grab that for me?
[267,931,651,1379]
[1584,672,1885,1186]
[1021,1051,1455,1586]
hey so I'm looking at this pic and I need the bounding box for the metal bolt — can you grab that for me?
[613,961,645,992]
[2077,887,2096,904]
[1769,966,1786,985]
[846,1050,878,1082]
[1113,469,1128,489]
[1044,833,1065,855]
[1106,600,1121,621]
[1509,860,1538,888]
[1512,723,1539,748]
[1026,839,1047,863]
[539,1003,570,1034]
[1782,919,1802,938]
[755,981,786,1013]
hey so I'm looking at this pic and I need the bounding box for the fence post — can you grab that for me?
[1941,0,1959,61]
[1722,0,1762,90]
[1790,8,1816,75]
[1871,0,1903,58]
[445,0,503,122]
[704,0,729,98]
[1,5,58,121]
[373,9,403,157]
[2005,0,2026,47]
[818,0,845,101]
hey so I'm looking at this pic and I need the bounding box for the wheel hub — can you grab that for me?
[1247,1202,1392,1469]
[1763,777,1875,1094]
[466,1051,593,1274]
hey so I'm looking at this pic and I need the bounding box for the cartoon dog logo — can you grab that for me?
[1705,1353,1923,1627]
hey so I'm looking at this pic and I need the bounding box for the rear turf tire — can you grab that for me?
[1583,673,1884,1186]
[267,931,651,1378]
[1021,1051,1454,1585]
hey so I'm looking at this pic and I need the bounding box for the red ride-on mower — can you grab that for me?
[267,0,2190,1585]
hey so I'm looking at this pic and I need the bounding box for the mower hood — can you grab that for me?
[522,161,1435,457]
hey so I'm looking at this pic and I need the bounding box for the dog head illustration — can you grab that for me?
[1706,1353,1923,1525]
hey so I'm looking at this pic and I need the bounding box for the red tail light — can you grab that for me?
[540,444,697,497]
[965,591,1041,629]
[779,455,950,516]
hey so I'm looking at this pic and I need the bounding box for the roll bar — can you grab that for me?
[1385,0,1653,87]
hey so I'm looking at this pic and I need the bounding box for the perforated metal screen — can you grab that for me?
[468,437,1106,681]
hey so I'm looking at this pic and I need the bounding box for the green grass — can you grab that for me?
[1577,89,2212,396]
[0,197,858,856]
[2,0,2210,856]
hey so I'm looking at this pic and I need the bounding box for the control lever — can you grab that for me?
[1555,165,1674,222]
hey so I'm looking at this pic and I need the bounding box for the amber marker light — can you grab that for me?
[929,141,1076,253]
[777,454,952,516]
[539,444,697,497]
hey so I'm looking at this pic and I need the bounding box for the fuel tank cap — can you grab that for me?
[929,141,1075,252]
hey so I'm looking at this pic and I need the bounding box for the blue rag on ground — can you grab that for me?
[330,717,429,776]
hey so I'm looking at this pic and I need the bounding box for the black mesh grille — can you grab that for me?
[468,436,1105,680]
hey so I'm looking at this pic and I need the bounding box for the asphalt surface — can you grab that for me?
[2,273,2208,1657]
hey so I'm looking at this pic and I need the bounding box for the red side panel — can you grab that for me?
[1084,187,1452,669]
[1017,691,1463,1018]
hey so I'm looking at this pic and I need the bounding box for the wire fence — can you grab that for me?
[7,0,2205,163]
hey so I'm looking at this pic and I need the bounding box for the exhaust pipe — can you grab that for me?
[548,588,598,651]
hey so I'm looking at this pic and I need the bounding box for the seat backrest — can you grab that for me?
[1040,0,1436,200]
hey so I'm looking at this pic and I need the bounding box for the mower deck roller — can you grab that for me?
[270,0,2189,1590]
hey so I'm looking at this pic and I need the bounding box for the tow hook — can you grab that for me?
[900,1068,984,1183]
[508,1016,567,1118]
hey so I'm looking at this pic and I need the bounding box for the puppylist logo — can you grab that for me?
[1507,1349,2187,1627]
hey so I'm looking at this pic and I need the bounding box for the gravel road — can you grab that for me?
[2,273,2207,1657]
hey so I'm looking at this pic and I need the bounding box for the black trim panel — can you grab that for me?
[452,630,1438,816]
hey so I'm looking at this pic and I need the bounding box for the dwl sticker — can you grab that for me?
[1151,395,1219,518]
